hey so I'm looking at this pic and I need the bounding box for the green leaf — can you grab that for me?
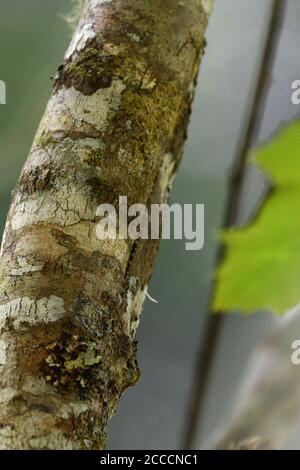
[214,120,300,315]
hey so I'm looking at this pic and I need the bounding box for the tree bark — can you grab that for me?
[0,0,213,449]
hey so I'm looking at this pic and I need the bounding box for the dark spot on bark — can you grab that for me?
[42,329,103,397]
[28,403,52,414]
[55,43,114,96]
[18,166,52,196]
[65,72,113,95]
[40,320,140,403]
[51,229,78,249]
[0,423,15,430]
[87,177,120,206]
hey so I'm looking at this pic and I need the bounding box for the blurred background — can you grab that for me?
[0,0,300,450]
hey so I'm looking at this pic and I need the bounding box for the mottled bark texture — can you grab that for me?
[0,0,213,449]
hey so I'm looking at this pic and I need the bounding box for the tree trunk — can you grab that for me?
[0,0,213,449]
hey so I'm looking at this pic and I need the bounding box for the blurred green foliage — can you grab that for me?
[214,120,300,315]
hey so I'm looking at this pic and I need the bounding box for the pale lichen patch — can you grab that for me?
[0,388,16,403]
[10,256,44,276]
[0,296,65,331]
[140,69,157,91]
[11,181,99,230]
[63,341,101,371]
[23,148,50,173]
[0,424,17,441]
[28,431,75,450]
[201,0,215,16]
[61,401,89,419]
[129,286,147,337]
[127,32,140,43]
[125,277,147,337]
[65,23,96,60]
[42,80,126,135]
[12,228,68,263]
[90,0,113,10]
[64,221,131,266]
[0,340,8,365]
[72,138,104,168]
[159,153,176,201]
[22,376,55,396]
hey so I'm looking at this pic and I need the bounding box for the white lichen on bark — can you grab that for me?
[0,296,65,330]
[0,0,214,449]
[201,0,214,16]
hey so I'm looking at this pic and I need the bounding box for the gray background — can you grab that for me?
[0,0,299,449]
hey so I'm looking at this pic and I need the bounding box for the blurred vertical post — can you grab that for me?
[211,306,300,449]
[183,0,286,449]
